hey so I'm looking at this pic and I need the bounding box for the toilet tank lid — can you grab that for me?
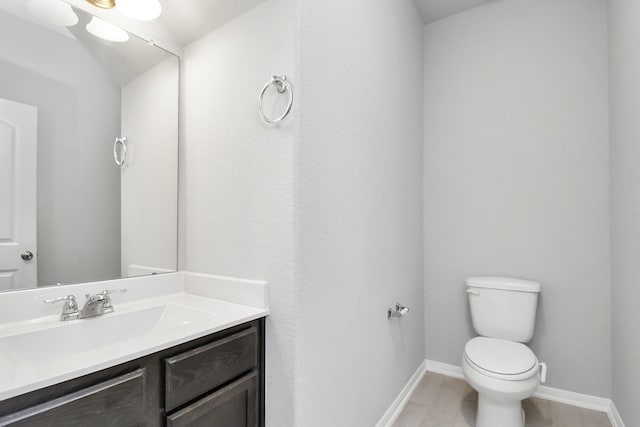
[466,276,541,293]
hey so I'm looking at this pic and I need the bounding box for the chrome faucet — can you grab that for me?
[79,289,127,319]
[45,289,127,321]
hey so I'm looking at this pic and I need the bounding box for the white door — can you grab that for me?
[0,98,37,291]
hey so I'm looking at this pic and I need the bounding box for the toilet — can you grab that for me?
[461,277,546,427]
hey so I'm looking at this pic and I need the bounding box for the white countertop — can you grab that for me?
[0,271,269,401]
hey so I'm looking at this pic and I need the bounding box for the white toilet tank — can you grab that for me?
[466,276,541,343]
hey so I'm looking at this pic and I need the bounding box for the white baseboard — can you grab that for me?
[534,384,610,412]
[375,360,426,427]
[380,359,625,427]
[424,359,464,379]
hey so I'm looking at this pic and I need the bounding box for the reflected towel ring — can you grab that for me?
[113,136,127,166]
[258,75,293,124]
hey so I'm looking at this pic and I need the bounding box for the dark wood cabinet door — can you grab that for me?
[165,326,258,412]
[0,369,145,427]
[166,371,257,427]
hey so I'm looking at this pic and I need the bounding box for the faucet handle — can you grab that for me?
[84,289,127,299]
[44,295,79,320]
[44,294,76,306]
[100,289,127,310]
[101,288,127,295]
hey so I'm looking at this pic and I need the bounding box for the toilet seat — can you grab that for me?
[464,337,539,381]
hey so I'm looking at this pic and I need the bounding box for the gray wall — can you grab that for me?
[180,1,296,425]
[296,0,425,425]
[0,12,121,286]
[423,0,611,397]
[609,0,640,424]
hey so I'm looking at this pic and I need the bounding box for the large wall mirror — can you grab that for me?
[0,1,179,292]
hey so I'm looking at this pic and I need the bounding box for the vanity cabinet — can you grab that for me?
[166,371,258,427]
[0,319,265,427]
[165,327,258,412]
[0,370,146,427]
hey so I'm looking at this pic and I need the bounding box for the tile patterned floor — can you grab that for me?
[392,372,612,427]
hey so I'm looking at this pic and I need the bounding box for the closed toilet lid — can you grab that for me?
[464,337,537,376]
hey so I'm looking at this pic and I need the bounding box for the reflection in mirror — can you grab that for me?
[0,1,178,292]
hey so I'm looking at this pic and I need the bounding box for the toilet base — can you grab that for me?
[475,394,524,427]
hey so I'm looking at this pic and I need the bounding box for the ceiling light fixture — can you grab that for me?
[84,0,162,21]
[86,16,129,42]
[84,0,116,9]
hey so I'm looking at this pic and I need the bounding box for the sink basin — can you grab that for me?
[0,304,215,364]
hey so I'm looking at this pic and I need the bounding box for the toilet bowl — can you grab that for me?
[462,337,542,427]
[462,277,545,427]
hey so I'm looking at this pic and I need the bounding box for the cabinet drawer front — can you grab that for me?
[165,326,257,412]
[166,371,257,427]
[0,369,145,427]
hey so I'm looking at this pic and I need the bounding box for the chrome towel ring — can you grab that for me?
[258,75,293,124]
[113,136,127,166]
